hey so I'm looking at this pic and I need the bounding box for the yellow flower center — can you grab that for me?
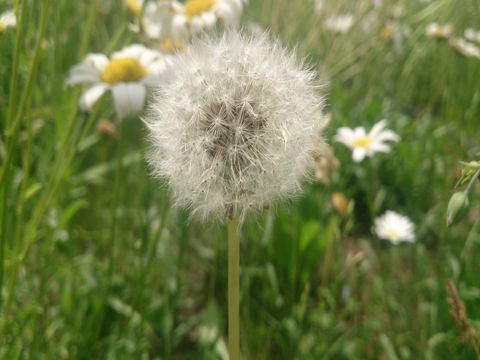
[386,228,400,240]
[0,21,5,32]
[126,0,142,15]
[353,136,372,148]
[101,57,147,84]
[184,0,217,18]
[162,39,184,53]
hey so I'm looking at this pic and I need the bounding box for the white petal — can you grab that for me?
[138,48,163,68]
[370,143,391,153]
[142,2,172,39]
[201,12,217,29]
[79,83,109,111]
[67,63,101,86]
[215,1,241,25]
[369,120,387,137]
[352,148,366,162]
[84,54,109,72]
[376,130,400,142]
[190,17,204,33]
[171,14,189,40]
[353,127,366,138]
[111,83,146,119]
[334,127,355,146]
[112,44,146,61]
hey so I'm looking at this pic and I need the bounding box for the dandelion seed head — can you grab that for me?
[145,31,327,219]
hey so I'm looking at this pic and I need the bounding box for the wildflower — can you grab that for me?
[144,31,327,219]
[425,22,452,40]
[464,27,480,44]
[334,120,400,162]
[125,0,143,15]
[449,38,480,59]
[374,210,415,244]
[67,44,169,119]
[170,0,246,40]
[325,14,354,34]
[127,1,172,39]
[0,10,16,32]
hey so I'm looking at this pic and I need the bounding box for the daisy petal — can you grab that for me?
[84,54,109,72]
[352,148,366,162]
[79,83,109,111]
[111,83,146,119]
[67,63,100,86]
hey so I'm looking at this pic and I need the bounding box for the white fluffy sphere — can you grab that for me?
[145,31,327,219]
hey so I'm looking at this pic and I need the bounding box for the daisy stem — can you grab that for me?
[228,211,241,360]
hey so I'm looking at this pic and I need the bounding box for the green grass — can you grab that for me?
[1,0,480,358]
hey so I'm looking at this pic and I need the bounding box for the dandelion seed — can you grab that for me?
[325,14,354,34]
[425,22,452,40]
[67,44,170,119]
[145,30,327,219]
[449,37,480,59]
[0,10,16,32]
[334,120,399,162]
[374,210,415,244]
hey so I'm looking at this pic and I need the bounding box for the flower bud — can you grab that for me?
[446,192,470,227]
[331,192,349,217]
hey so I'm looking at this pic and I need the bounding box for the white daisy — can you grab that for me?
[170,0,246,40]
[334,120,400,162]
[67,44,169,119]
[464,27,480,45]
[449,37,480,59]
[0,10,16,32]
[425,22,452,40]
[127,0,173,40]
[325,14,354,34]
[374,211,415,244]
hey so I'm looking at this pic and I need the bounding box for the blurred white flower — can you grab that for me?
[0,10,16,32]
[170,0,246,40]
[325,14,354,34]
[449,38,480,59]
[374,210,415,244]
[67,44,169,119]
[145,31,327,219]
[465,27,480,44]
[334,120,400,162]
[130,0,174,39]
[425,22,452,39]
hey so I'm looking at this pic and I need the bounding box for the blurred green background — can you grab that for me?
[0,0,479,358]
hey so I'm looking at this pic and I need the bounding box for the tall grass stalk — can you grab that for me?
[0,0,50,312]
[228,211,241,360]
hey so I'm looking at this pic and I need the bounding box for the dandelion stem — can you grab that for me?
[228,211,241,360]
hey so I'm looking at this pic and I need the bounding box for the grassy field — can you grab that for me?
[1,0,480,358]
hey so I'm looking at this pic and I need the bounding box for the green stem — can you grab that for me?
[465,169,480,194]
[228,211,241,360]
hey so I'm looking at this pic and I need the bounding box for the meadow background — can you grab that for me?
[1,0,480,358]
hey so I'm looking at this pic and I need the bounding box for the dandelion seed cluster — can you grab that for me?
[145,31,326,219]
